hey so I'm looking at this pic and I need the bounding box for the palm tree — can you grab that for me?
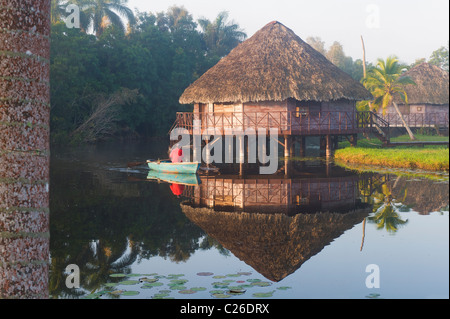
[64,0,135,37]
[198,11,246,59]
[362,56,417,140]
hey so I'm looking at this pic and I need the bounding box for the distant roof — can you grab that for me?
[179,21,372,104]
[398,62,449,105]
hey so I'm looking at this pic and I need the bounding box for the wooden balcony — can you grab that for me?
[380,113,449,128]
[171,111,377,136]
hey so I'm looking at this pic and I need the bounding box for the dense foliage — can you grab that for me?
[50,3,246,144]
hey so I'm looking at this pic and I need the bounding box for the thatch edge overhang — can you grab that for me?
[396,62,449,105]
[179,21,372,105]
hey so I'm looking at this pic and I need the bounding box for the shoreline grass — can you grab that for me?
[335,134,449,172]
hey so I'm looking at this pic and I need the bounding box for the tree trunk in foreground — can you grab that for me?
[392,102,416,140]
[0,0,51,298]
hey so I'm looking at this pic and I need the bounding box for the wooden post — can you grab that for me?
[284,135,290,159]
[290,136,296,157]
[326,135,333,158]
[284,135,291,176]
[299,136,306,157]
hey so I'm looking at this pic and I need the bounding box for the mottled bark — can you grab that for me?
[0,0,50,298]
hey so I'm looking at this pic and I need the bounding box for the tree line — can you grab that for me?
[50,1,246,144]
[50,0,448,144]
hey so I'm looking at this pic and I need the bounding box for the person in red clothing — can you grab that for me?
[169,147,183,163]
[170,183,185,197]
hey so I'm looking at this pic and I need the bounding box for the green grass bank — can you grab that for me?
[335,134,449,172]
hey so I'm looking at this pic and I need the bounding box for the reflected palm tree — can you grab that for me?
[368,184,408,233]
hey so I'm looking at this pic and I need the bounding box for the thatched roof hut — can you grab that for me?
[181,203,370,282]
[179,21,372,104]
[397,62,449,105]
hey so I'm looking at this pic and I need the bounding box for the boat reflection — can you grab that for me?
[179,165,373,282]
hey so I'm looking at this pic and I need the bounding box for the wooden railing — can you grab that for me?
[171,111,374,135]
[380,113,449,128]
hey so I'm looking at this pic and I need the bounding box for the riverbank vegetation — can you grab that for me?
[335,134,449,171]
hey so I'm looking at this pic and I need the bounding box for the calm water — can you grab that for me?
[48,140,449,299]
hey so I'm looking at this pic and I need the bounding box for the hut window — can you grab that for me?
[296,106,308,117]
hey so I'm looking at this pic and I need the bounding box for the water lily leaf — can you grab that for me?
[247,279,261,283]
[153,293,170,298]
[197,272,214,276]
[109,274,127,278]
[238,272,252,276]
[168,274,184,278]
[212,275,226,279]
[169,285,187,290]
[146,282,163,287]
[179,289,196,294]
[127,274,142,277]
[209,290,225,294]
[252,291,275,298]
[226,274,240,277]
[122,291,140,296]
[140,278,158,283]
[228,288,246,295]
[104,283,117,288]
[159,290,172,294]
[251,281,272,287]
[170,279,188,285]
[191,287,207,291]
[277,286,292,290]
[119,280,140,285]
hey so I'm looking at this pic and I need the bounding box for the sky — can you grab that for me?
[126,0,449,65]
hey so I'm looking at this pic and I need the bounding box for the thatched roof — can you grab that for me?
[179,21,372,104]
[397,63,449,105]
[181,203,370,282]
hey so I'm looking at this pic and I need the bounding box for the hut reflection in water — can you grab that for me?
[180,164,373,282]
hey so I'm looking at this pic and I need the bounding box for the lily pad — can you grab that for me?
[153,293,170,298]
[238,272,252,276]
[119,280,140,285]
[251,281,272,287]
[228,289,246,295]
[122,291,140,296]
[169,285,187,290]
[277,286,292,290]
[247,279,262,283]
[145,282,163,287]
[170,279,188,285]
[140,277,158,283]
[209,290,225,294]
[212,293,232,299]
[179,289,196,294]
[168,274,184,278]
[197,272,214,276]
[109,273,127,278]
[226,274,241,277]
[191,287,207,291]
[252,291,275,298]
[104,283,117,288]
[212,275,226,279]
